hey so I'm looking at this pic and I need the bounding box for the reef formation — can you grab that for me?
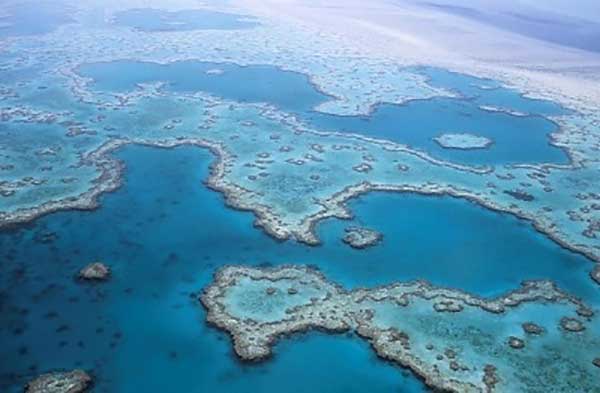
[433,133,493,150]
[342,226,383,249]
[78,262,111,281]
[201,265,598,392]
[25,370,92,393]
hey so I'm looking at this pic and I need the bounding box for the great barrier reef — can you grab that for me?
[1,1,600,392]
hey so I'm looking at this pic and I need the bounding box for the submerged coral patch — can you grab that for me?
[433,133,493,150]
[342,226,382,249]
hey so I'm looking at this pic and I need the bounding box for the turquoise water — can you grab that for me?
[0,145,595,391]
[78,60,569,165]
[113,8,259,32]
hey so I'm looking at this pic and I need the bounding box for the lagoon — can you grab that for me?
[79,60,569,165]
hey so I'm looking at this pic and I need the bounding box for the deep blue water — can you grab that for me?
[78,60,569,165]
[0,146,595,392]
[0,2,74,38]
[113,8,259,32]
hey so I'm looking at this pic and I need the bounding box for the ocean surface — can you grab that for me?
[0,145,595,392]
[113,8,259,31]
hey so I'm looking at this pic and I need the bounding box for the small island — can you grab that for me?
[342,226,383,249]
[433,133,493,150]
[78,262,111,281]
[25,370,92,393]
[479,105,528,117]
[507,336,525,349]
[522,322,544,335]
[560,317,586,332]
[205,68,224,75]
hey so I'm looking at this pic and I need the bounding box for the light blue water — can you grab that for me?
[78,60,569,165]
[0,146,595,391]
[417,67,568,116]
[78,61,324,113]
[113,8,259,32]
[0,2,74,38]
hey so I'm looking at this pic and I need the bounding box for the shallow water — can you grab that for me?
[0,145,595,391]
[78,60,569,165]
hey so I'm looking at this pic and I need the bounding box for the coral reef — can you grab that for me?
[25,370,92,393]
[201,265,598,392]
[78,262,110,281]
[433,133,493,150]
[342,226,383,249]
